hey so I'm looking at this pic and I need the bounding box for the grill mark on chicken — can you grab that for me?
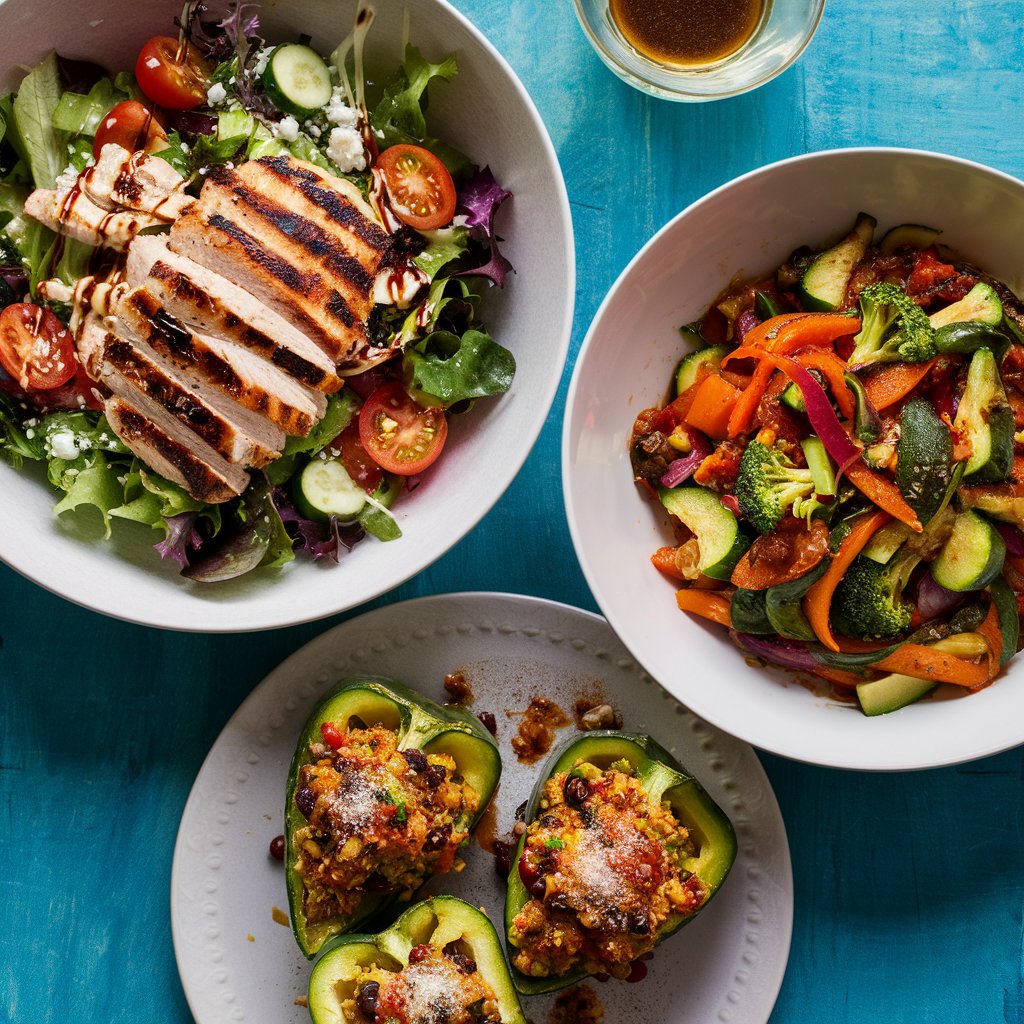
[102,333,283,467]
[208,168,376,293]
[250,155,392,252]
[105,396,249,503]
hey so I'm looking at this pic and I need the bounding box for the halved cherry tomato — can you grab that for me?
[136,36,211,110]
[0,304,77,392]
[376,144,457,231]
[93,100,167,158]
[334,420,384,493]
[358,381,448,475]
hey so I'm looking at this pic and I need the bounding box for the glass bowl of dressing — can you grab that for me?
[572,0,826,101]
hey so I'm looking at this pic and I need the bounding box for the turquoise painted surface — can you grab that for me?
[2,1,1024,1021]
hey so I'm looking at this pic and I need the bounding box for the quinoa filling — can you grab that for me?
[344,944,503,1024]
[509,759,706,979]
[292,724,479,923]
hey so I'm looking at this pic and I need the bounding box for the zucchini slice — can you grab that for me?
[930,510,1006,592]
[659,486,749,581]
[730,588,773,634]
[263,43,334,117]
[675,344,729,396]
[856,671,938,717]
[895,398,955,525]
[877,223,941,254]
[953,347,1014,483]
[929,282,1003,329]
[797,212,876,311]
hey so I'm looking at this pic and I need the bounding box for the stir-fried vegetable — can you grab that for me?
[630,213,1024,715]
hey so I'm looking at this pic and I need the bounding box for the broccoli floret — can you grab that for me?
[831,548,922,640]
[848,282,936,367]
[735,440,826,534]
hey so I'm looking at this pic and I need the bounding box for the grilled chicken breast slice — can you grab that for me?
[125,235,341,393]
[82,143,195,220]
[24,186,164,251]
[105,393,250,504]
[100,329,285,467]
[116,287,326,436]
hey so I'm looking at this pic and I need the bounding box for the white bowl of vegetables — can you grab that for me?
[564,147,1024,770]
[0,0,574,630]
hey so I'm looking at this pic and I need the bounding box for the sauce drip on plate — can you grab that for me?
[609,0,765,67]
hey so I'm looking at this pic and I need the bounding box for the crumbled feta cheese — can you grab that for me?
[275,115,300,142]
[253,47,273,77]
[48,429,80,461]
[305,122,322,139]
[24,428,34,439]
[55,164,80,191]
[326,125,366,172]
[324,87,358,128]
[206,82,228,106]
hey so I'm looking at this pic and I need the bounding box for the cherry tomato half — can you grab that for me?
[93,100,167,158]
[0,304,77,392]
[136,36,211,110]
[376,144,457,231]
[358,381,448,476]
[334,420,383,494]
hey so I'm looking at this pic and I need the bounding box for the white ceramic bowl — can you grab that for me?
[563,147,1024,770]
[0,0,574,632]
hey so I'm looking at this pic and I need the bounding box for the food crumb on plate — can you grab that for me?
[271,905,289,927]
[509,696,570,763]
[549,984,603,1024]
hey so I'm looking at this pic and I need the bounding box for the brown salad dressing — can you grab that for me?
[609,0,765,67]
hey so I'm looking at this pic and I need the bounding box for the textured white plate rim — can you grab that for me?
[0,0,576,634]
[171,591,793,1024]
[562,147,1024,771]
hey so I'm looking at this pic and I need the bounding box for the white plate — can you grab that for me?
[563,147,1024,770]
[0,0,574,632]
[172,593,792,1024]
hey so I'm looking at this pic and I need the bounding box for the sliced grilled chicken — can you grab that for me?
[82,143,195,221]
[105,393,250,503]
[75,311,111,379]
[100,330,285,467]
[116,287,327,436]
[24,186,164,251]
[125,235,341,393]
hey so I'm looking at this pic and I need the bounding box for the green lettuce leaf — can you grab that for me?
[51,77,129,137]
[413,225,471,281]
[403,327,515,406]
[265,391,360,485]
[12,52,65,189]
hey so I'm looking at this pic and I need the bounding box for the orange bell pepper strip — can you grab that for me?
[868,644,991,688]
[861,358,937,411]
[843,462,923,532]
[803,510,890,652]
[651,546,686,581]
[814,666,864,689]
[684,374,742,442]
[974,599,1004,687]
[724,362,774,438]
[794,349,855,419]
[676,588,732,627]
[731,312,861,355]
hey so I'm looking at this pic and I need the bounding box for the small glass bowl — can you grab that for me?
[572,0,826,101]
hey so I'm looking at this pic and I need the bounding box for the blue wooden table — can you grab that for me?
[3,1,1024,1021]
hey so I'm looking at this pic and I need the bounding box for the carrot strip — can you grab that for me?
[685,374,741,442]
[844,462,923,532]
[726,361,774,438]
[975,599,1003,687]
[794,349,855,419]
[651,546,686,581]
[676,588,732,627]
[869,644,990,688]
[814,666,864,688]
[803,510,890,652]
[861,358,937,411]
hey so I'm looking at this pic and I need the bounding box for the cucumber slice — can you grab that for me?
[675,344,729,396]
[856,671,938,717]
[262,43,333,117]
[878,223,941,254]
[928,282,1003,329]
[659,486,749,581]
[930,510,1006,592]
[296,458,368,522]
[953,347,1014,483]
[797,212,876,312]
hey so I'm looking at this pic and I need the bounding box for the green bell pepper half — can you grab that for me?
[504,731,737,995]
[286,676,501,959]
[308,895,527,1024]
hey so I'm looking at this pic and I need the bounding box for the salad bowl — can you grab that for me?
[563,147,1024,770]
[0,0,574,631]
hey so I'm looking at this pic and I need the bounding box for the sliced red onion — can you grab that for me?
[995,522,1024,557]
[914,570,966,620]
[735,633,819,670]
[736,309,760,342]
[720,493,742,516]
[659,433,711,488]
[780,357,862,467]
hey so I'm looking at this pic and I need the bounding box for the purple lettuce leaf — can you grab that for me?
[455,166,514,288]
[271,486,364,562]
[154,511,204,569]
